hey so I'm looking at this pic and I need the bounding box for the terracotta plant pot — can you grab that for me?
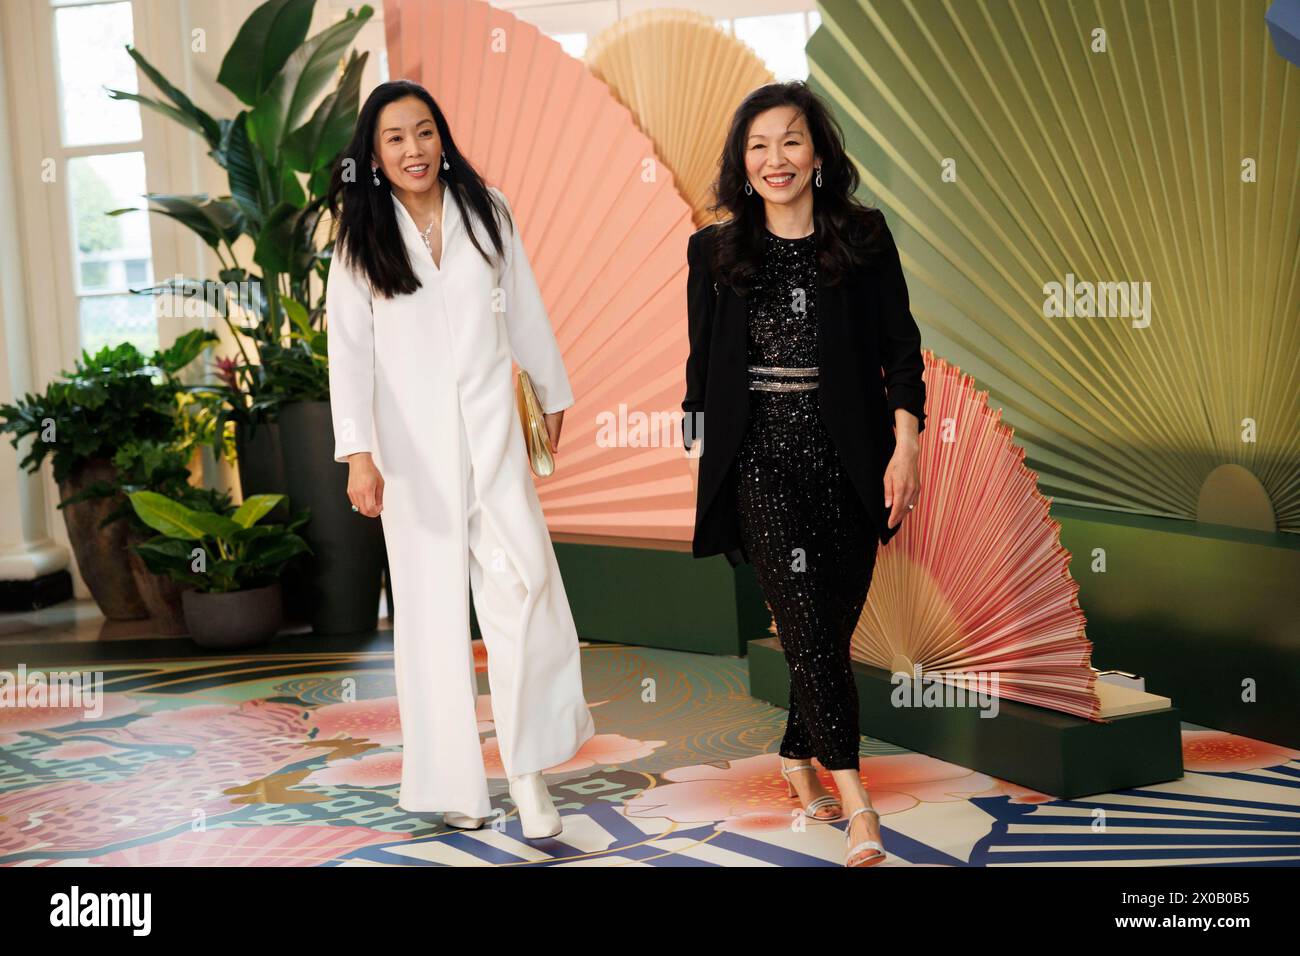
[57,458,148,620]
[181,582,283,650]
[124,523,190,636]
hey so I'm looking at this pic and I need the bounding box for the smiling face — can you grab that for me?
[744,105,820,206]
[373,96,441,194]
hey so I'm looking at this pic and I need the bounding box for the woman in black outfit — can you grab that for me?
[682,82,927,867]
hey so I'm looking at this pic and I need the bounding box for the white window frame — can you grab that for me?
[4,0,208,380]
[1,0,208,583]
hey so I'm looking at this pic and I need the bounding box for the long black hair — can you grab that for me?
[707,80,885,295]
[326,80,509,299]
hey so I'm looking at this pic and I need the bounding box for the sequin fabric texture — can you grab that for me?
[734,229,879,770]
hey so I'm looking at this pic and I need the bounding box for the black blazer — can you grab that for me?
[681,209,927,564]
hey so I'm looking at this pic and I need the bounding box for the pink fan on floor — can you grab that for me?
[851,351,1100,720]
[763,351,1102,720]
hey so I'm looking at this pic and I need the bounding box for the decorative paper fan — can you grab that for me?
[807,0,1300,534]
[382,0,698,541]
[585,8,774,228]
[765,351,1100,720]
[852,352,1098,720]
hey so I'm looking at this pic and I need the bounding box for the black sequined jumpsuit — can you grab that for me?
[735,229,878,772]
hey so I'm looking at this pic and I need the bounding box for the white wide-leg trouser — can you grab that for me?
[390,408,594,819]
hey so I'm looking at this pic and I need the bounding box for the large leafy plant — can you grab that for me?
[109,425,237,537]
[128,490,311,594]
[0,329,219,495]
[105,0,372,425]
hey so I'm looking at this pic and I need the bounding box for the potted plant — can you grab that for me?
[106,0,385,633]
[112,445,216,634]
[127,490,311,649]
[0,330,219,620]
[108,392,238,636]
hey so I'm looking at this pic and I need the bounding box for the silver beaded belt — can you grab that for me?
[747,365,819,392]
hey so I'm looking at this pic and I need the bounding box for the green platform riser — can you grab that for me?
[550,542,768,656]
[1053,504,1300,749]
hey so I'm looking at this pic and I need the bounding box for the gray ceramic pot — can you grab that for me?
[234,419,311,624]
[277,401,385,635]
[181,582,283,649]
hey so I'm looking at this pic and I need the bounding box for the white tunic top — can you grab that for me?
[325,185,594,816]
[328,185,575,461]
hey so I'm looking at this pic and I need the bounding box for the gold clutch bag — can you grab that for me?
[516,369,556,477]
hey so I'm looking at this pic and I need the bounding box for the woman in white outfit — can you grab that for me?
[324,80,595,837]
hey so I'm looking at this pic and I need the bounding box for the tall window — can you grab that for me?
[509,4,822,79]
[720,10,822,80]
[51,0,157,355]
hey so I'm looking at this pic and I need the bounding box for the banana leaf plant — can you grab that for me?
[104,0,371,430]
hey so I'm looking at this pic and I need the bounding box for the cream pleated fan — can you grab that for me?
[382,0,699,541]
[585,8,774,228]
[808,0,1299,534]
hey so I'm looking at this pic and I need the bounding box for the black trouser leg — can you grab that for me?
[736,391,878,772]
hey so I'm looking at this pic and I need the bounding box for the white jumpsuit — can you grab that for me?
[326,184,595,818]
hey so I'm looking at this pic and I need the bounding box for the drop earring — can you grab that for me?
[441,151,450,171]
[815,166,822,187]
[744,181,753,195]
[371,164,380,186]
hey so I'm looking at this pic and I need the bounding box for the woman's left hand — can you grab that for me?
[883,437,921,529]
[544,410,564,453]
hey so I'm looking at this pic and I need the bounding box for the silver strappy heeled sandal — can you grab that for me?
[844,806,887,867]
[779,759,843,821]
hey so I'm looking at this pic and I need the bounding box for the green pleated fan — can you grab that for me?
[808,0,1298,534]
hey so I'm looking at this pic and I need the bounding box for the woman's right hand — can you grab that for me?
[347,452,384,517]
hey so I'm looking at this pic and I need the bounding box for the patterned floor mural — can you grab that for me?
[2,641,1298,866]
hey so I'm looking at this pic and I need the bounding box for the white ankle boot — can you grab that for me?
[507,771,562,838]
[443,810,485,830]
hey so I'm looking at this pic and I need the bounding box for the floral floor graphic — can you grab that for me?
[1,642,1297,866]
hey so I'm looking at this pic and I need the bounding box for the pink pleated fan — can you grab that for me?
[852,351,1100,720]
[762,351,1101,720]
[382,0,699,542]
